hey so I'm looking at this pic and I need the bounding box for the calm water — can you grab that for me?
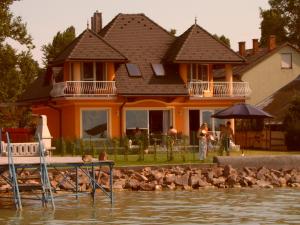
[0,189,299,224]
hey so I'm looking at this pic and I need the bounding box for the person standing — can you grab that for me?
[197,123,208,160]
[223,121,234,155]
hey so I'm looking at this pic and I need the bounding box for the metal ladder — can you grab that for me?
[37,134,55,209]
[6,132,55,210]
[6,132,22,210]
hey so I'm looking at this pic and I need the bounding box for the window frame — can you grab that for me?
[126,63,142,77]
[151,63,165,76]
[80,108,110,140]
[281,53,292,69]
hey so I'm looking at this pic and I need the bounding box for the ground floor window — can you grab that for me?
[125,109,172,136]
[81,109,108,139]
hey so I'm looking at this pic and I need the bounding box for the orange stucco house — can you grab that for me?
[20,12,250,143]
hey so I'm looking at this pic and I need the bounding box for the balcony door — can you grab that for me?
[82,62,107,81]
[188,64,208,82]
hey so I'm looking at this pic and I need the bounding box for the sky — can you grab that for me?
[11,0,270,66]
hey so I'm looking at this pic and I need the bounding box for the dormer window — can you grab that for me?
[126,63,141,76]
[151,63,165,76]
[281,53,292,69]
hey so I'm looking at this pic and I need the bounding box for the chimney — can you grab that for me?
[91,11,102,33]
[268,35,276,51]
[252,39,259,54]
[238,41,246,57]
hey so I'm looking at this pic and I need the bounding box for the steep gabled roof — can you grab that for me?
[234,43,300,76]
[100,13,187,95]
[52,29,127,64]
[257,75,300,122]
[166,24,245,63]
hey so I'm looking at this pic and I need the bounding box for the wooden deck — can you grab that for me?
[0,156,114,167]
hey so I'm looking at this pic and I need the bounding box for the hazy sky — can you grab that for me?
[11,0,270,66]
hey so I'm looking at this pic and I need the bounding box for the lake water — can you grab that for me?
[0,189,299,224]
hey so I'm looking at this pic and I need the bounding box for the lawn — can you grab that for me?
[106,149,300,166]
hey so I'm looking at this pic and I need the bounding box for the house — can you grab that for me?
[234,36,300,106]
[20,12,249,143]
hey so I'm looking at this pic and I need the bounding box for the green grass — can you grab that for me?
[106,149,300,166]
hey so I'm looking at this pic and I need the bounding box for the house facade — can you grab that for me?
[20,12,250,142]
[235,36,300,106]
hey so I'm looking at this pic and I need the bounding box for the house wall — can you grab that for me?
[243,46,300,105]
[179,64,188,84]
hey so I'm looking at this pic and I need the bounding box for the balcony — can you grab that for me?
[50,81,117,98]
[188,81,251,98]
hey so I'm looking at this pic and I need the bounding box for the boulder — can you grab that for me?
[125,178,140,190]
[174,174,189,186]
[165,174,176,184]
[152,171,164,181]
[166,182,176,190]
[212,167,223,178]
[198,179,210,188]
[257,167,269,180]
[256,180,273,188]
[226,174,238,187]
[212,177,226,186]
[113,169,123,179]
[290,175,300,184]
[155,184,162,191]
[223,165,237,177]
[189,174,201,188]
[278,177,287,187]
[133,173,148,182]
[244,167,255,177]
[140,182,155,191]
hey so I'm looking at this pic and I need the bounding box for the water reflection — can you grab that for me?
[0,189,299,224]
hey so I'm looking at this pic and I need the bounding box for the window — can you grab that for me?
[188,64,208,81]
[126,63,141,76]
[151,63,165,76]
[281,53,292,69]
[81,109,108,139]
[83,62,94,80]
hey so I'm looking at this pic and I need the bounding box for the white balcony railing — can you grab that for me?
[188,81,251,98]
[50,81,117,97]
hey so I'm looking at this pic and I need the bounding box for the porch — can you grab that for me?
[50,81,117,98]
[188,81,251,98]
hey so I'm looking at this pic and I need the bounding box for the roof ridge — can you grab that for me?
[193,24,245,61]
[100,13,122,37]
[175,24,197,61]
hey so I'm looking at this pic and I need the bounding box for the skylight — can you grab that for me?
[151,63,165,76]
[126,63,141,76]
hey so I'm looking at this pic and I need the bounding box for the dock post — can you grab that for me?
[75,166,78,199]
[109,164,113,205]
[91,164,96,202]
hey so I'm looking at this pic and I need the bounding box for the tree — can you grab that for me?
[260,9,287,46]
[0,0,40,127]
[213,34,231,47]
[0,0,33,48]
[260,0,300,48]
[41,26,76,67]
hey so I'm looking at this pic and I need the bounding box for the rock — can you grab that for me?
[100,173,109,186]
[54,174,65,183]
[223,165,237,177]
[0,184,11,191]
[290,175,300,184]
[212,177,226,186]
[183,185,192,190]
[133,173,148,182]
[206,171,214,182]
[165,174,176,184]
[60,180,75,190]
[140,182,155,191]
[143,167,152,173]
[125,178,140,190]
[50,180,58,188]
[270,169,283,177]
[278,177,287,187]
[155,184,162,191]
[167,183,176,190]
[244,176,256,186]
[257,167,269,180]
[226,174,238,187]
[212,167,223,178]
[244,167,255,177]
[78,175,90,185]
[198,179,210,188]
[152,171,164,181]
[113,179,126,190]
[284,174,292,183]
[113,169,123,179]
[174,174,189,186]
[256,180,273,188]
[189,174,201,188]
[290,183,300,188]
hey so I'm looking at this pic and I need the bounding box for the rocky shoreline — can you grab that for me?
[0,165,300,193]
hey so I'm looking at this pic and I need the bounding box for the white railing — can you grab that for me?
[1,141,40,156]
[188,81,251,98]
[50,81,117,97]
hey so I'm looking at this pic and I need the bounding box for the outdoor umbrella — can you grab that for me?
[211,103,273,150]
[211,103,273,119]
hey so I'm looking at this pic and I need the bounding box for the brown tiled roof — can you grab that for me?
[234,43,299,77]
[18,73,52,103]
[166,24,245,63]
[256,75,300,122]
[100,13,188,95]
[52,29,127,64]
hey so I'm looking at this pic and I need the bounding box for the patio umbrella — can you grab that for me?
[211,103,273,150]
[211,103,273,119]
